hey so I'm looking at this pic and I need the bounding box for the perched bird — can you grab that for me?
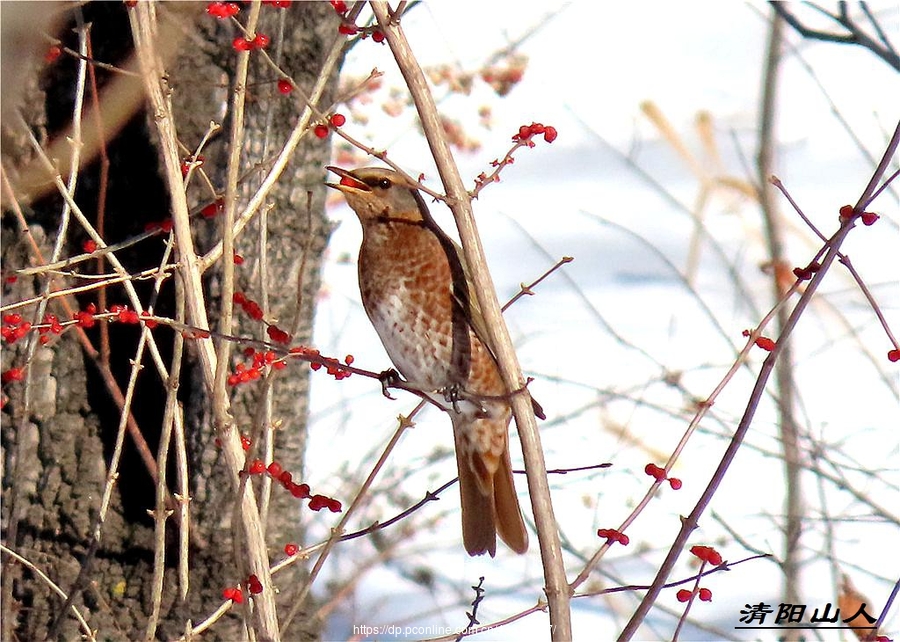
[326,166,540,556]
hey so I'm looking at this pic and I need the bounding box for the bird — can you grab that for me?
[326,165,541,556]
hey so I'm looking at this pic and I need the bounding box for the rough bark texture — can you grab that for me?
[1,2,341,639]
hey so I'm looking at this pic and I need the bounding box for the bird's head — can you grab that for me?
[326,166,426,224]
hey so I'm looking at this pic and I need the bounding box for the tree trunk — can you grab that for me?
[1,2,341,639]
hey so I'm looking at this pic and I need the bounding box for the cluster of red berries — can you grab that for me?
[233,33,270,52]
[512,122,558,145]
[266,325,291,345]
[227,348,286,387]
[4,305,159,347]
[644,463,683,490]
[2,367,25,385]
[38,314,65,344]
[838,205,879,226]
[73,303,98,328]
[596,528,629,546]
[234,289,292,344]
[206,1,240,18]
[222,586,244,603]
[329,1,384,41]
[676,587,713,603]
[313,113,347,138]
[207,1,291,19]
[244,457,342,512]
[108,304,140,325]
[672,546,723,604]
[2,314,32,345]
[309,353,354,381]
[221,573,265,604]
[233,291,264,321]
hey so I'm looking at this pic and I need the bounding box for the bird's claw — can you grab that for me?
[443,384,463,413]
[378,368,402,400]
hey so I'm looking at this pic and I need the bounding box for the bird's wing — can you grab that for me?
[453,240,546,420]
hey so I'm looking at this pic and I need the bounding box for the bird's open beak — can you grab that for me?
[325,166,370,193]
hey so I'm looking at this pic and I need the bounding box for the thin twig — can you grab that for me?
[0,545,96,641]
[280,402,425,633]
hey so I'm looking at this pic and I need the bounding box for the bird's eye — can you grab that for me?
[377,178,392,189]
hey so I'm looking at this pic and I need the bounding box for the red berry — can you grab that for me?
[698,587,713,601]
[644,463,666,481]
[222,586,243,603]
[329,0,347,14]
[689,545,723,566]
[267,461,283,477]
[330,113,346,127]
[543,126,558,143]
[668,477,683,490]
[338,23,358,35]
[888,349,900,362]
[82,240,97,255]
[755,336,776,351]
[314,124,329,138]
[247,574,263,594]
[140,311,158,329]
[289,482,310,498]
[676,589,692,603]
[1,368,25,384]
[284,543,299,556]
[838,205,854,220]
[45,45,62,63]
[248,459,265,474]
[200,199,223,219]
[3,314,22,325]
[861,211,879,226]
[233,252,244,265]
[372,30,385,43]
[233,37,253,52]
[792,266,812,281]
[277,79,292,94]
[252,33,270,49]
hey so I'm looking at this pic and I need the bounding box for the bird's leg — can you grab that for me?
[442,383,463,414]
[443,384,489,418]
[377,368,403,400]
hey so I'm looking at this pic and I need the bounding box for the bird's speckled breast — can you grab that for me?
[358,221,458,391]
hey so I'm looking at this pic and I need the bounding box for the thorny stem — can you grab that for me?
[617,116,900,642]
